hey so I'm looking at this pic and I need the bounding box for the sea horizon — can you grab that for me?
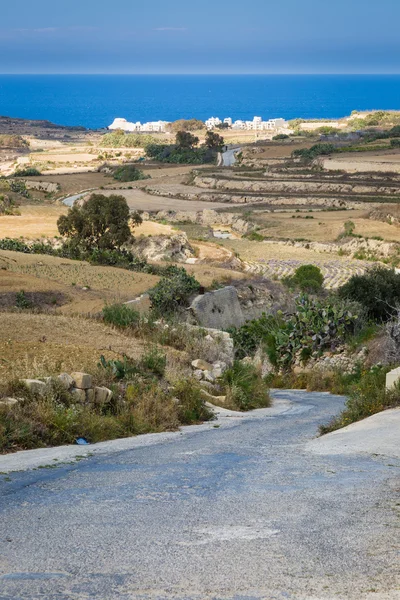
[1,74,399,129]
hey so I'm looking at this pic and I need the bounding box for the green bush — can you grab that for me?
[140,347,167,378]
[272,134,289,140]
[292,143,336,162]
[338,266,400,322]
[145,143,216,164]
[230,295,359,369]
[220,361,271,411]
[148,269,201,315]
[390,138,400,148]
[284,264,324,292]
[112,165,150,182]
[100,131,158,148]
[12,167,41,177]
[102,304,141,328]
[319,366,399,434]
[173,378,214,424]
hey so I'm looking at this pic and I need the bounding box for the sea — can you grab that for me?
[1,75,400,130]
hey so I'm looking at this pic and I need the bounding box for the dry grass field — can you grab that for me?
[0,205,67,239]
[322,150,400,173]
[253,209,400,243]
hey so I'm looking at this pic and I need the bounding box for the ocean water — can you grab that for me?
[0,75,399,130]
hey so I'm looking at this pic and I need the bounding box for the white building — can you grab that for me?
[224,117,232,126]
[205,116,222,129]
[108,118,168,133]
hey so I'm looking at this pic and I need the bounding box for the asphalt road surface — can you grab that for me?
[0,390,399,600]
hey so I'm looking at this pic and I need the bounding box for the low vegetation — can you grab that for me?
[0,353,213,452]
[100,131,158,147]
[112,165,150,182]
[220,361,271,411]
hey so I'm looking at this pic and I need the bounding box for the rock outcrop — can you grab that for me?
[189,286,245,330]
[131,232,195,262]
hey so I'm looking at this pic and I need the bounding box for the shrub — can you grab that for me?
[230,295,359,369]
[292,143,336,162]
[319,366,399,434]
[284,264,324,292]
[112,165,150,182]
[148,269,201,315]
[390,138,400,148]
[338,266,400,322]
[102,304,141,328]
[173,378,214,423]
[100,131,158,148]
[15,290,33,309]
[272,134,289,140]
[244,231,265,242]
[140,347,167,378]
[220,361,271,411]
[12,167,41,177]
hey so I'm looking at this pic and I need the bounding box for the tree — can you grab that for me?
[57,194,142,251]
[175,131,199,149]
[205,131,225,151]
[338,266,400,322]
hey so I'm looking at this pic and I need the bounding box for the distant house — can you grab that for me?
[108,118,168,133]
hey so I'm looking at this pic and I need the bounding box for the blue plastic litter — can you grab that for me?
[75,437,90,445]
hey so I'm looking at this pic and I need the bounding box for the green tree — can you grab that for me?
[57,194,141,251]
[205,131,225,151]
[175,131,199,149]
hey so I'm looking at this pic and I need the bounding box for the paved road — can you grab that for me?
[222,146,241,167]
[0,391,399,600]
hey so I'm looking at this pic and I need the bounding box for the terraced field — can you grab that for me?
[242,258,369,289]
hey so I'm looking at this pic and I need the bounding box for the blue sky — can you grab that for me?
[1,0,399,74]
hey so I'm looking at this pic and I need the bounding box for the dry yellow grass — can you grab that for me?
[0,312,188,382]
[253,209,400,243]
[0,205,67,239]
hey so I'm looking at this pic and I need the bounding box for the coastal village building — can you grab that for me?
[206,116,287,130]
[108,118,168,133]
[109,115,287,133]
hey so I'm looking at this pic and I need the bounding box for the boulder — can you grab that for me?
[191,359,213,371]
[86,389,95,404]
[20,379,47,396]
[189,286,245,330]
[0,397,20,408]
[200,388,227,405]
[70,372,92,390]
[132,233,195,262]
[193,369,204,381]
[57,373,75,390]
[94,386,113,406]
[203,370,216,383]
[71,388,86,403]
[386,367,400,390]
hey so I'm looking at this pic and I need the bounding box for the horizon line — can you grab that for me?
[1,72,400,76]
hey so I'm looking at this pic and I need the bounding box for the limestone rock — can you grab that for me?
[70,372,92,390]
[131,233,195,262]
[386,367,400,390]
[200,388,227,405]
[203,370,216,383]
[86,389,95,403]
[57,373,75,390]
[193,369,204,381]
[191,359,213,371]
[189,286,245,330]
[71,388,86,403]
[0,397,20,408]
[94,386,113,406]
[20,379,47,396]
